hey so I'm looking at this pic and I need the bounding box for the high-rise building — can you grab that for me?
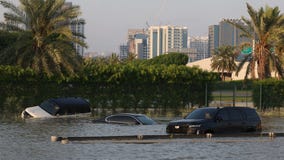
[127,29,148,59]
[219,19,249,47]
[133,34,148,59]
[208,25,219,56]
[64,2,86,56]
[127,29,145,53]
[71,18,85,56]
[119,44,128,60]
[208,19,250,56]
[147,25,188,59]
[190,36,209,61]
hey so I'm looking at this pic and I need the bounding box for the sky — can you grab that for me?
[1,0,284,55]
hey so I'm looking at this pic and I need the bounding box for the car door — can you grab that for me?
[214,108,231,133]
[227,108,245,132]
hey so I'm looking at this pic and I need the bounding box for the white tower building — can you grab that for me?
[147,25,188,59]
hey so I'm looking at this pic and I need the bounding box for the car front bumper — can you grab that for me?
[166,125,201,134]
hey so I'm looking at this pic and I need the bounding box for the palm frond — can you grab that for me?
[235,54,252,76]
[0,0,84,77]
[0,0,25,17]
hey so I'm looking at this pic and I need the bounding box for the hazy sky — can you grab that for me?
[1,0,284,55]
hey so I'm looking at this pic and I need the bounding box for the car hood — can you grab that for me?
[21,106,53,118]
[168,119,207,125]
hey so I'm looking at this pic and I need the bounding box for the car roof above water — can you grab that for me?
[197,106,257,110]
[40,97,90,116]
[192,106,260,120]
[108,113,146,117]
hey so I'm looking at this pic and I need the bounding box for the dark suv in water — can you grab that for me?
[166,107,262,134]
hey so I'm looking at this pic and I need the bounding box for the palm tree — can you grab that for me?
[0,0,87,77]
[211,46,237,81]
[226,3,284,80]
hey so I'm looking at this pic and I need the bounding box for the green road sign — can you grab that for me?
[241,47,252,54]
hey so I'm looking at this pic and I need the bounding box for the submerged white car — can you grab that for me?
[21,97,91,118]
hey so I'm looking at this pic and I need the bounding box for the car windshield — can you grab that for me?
[39,101,57,115]
[185,108,217,120]
[135,115,156,125]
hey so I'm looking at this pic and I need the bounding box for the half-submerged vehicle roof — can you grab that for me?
[21,97,91,118]
[93,113,157,125]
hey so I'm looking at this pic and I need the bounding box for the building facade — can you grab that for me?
[208,25,219,56]
[119,44,129,60]
[219,19,248,47]
[127,29,148,59]
[208,19,250,56]
[147,25,188,59]
[64,2,86,56]
[70,18,85,56]
[190,36,209,61]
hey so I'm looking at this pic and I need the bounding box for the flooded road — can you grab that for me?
[0,116,284,160]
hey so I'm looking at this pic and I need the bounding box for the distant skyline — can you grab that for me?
[1,0,284,55]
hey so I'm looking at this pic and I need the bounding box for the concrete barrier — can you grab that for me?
[51,132,283,143]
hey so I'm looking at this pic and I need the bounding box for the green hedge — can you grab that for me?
[0,65,219,115]
[252,79,284,111]
[211,79,284,111]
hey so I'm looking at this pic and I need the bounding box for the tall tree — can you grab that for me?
[0,0,87,77]
[227,3,284,80]
[211,46,237,81]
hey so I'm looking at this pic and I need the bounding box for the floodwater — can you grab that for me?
[0,116,284,160]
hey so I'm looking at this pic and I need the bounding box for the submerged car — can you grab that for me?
[21,97,91,118]
[93,113,157,125]
[166,107,262,134]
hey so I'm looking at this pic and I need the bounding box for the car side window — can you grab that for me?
[228,109,243,121]
[243,109,259,121]
[121,116,138,124]
[216,109,229,121]
[107,115,138,124]
[107,115,123,122]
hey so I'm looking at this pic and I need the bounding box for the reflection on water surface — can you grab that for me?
[0,116,284,160]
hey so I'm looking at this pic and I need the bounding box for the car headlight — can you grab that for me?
[188,124,201,128]
[174,125,180,129]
